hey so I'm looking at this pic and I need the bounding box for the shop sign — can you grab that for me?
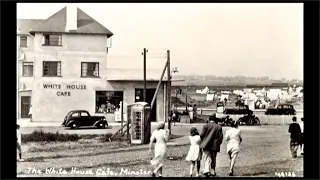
[42,83,86,96]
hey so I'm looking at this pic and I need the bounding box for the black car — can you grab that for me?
[62,110,108,129]
[224,105,253,115]
[265,104,296,115]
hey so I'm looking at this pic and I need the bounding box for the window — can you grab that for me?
[20,36,28,47]
[43,61,61,77]
[96,91,123,113]
[71,113,79,117]
[42,34,62,46]
[22,62,33,77]
[81,62,99,77]
[81,112,89,117]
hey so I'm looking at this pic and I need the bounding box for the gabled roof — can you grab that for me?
[17,19,44,35]
[29,6,113,37]
[106,69,184,82]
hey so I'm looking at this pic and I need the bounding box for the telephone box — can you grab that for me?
[130,102,151,145]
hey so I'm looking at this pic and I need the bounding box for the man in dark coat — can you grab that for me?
[288,116,301,158]
[200,116,223,177]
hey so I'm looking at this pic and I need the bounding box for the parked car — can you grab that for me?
[237,114,260,126]
[235,99,245,107]
[265,104,296,115]
[224,105,253,115]
[209,114,233,126]
[62,110,108,129]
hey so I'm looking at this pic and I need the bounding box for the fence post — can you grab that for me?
[200,108,202,115]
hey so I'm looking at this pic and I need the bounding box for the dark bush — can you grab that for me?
[22,130,80,143]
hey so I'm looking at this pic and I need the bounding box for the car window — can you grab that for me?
[283,105,288,109]
[81,112,89,117]
[71,113,79,117]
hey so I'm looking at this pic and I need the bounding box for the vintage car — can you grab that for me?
[224,105,253,115]
[235,99,245,107]
[62,110,108,129]
[265,104,296,115]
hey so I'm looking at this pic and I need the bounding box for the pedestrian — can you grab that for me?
[288,116,301,158]
[149,121,170,177]
[171,110,179,126]
[185,127,201,177]
[225,121,242,176]
[17,124,24,161]
[188,105,194,123]
[299,117,304,155]
[28,105,32,122]
[199,118,223,177]
[193,104,197,121]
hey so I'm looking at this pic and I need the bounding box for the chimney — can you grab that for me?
[66,5,77,32]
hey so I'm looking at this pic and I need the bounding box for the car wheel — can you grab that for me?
[71,123,78,129]
[254,118,260,126]
[98,123,106,129]
[238,118,243,125]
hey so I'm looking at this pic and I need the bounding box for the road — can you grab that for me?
[17,125,303,177]
[20,112,303,135]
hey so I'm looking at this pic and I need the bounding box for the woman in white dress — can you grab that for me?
[185,127,201,177]
[149,121,170,177]
[225,121,242,176]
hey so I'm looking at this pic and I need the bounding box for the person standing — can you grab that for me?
[288,116,301,158]
[28,105,32,122]
[299,117,304,155]
[188,105,194,123]
[185,127,201,177]
[225,121,242,176]
[17,124,24,161]
[193,104,197,121]
[149,121,170,177]
[200,118,223,177]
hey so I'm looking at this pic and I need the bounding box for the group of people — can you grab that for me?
[148,118,242,177]
[148,115,304,177]
[288,116,304,158]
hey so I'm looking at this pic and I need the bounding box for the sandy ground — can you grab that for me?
[17,125,303,177]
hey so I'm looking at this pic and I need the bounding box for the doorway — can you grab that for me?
[135,89,157,122]
[21,96,31,118]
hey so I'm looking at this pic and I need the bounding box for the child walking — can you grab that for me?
[185,127,201,177]
[225,121,242,176]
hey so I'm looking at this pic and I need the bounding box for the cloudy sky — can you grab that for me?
[17,3,303,80]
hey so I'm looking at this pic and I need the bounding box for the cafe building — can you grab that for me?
[18,5,181,123]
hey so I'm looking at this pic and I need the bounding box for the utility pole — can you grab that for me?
[142,48,148,102]
[167,50,171,135]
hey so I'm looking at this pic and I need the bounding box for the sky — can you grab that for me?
[17,3,303,80]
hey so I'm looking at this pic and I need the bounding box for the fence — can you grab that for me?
[176,107,304,125]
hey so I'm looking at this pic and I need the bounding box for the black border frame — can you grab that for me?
[1,1,319,179]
